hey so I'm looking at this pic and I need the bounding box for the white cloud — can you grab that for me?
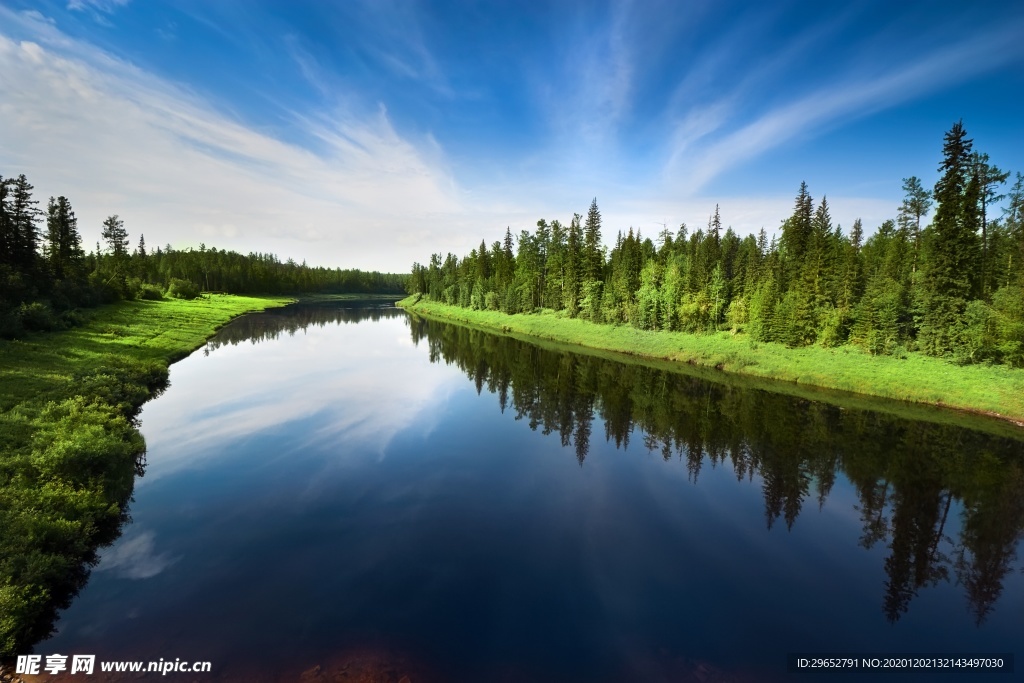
[0,10,471,271]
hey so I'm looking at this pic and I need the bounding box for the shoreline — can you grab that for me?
[0,294,293,660]
[397,295,1024,436]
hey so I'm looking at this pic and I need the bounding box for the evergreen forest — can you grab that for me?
[0,175,407,338]
[408,122,1024,366]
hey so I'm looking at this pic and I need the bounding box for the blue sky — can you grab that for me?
[1,0,1023,271]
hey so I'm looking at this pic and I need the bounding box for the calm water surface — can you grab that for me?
[40,302,1024,682]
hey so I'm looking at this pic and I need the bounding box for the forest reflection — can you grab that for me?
[206,301,404,352]
[406,314,1024,627]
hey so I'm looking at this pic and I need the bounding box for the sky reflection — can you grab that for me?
[135,311,461,486]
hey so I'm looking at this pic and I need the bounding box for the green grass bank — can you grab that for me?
[0,294,289,657]
[398,295,1024,431]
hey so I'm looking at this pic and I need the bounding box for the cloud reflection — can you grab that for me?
[135,311,461,486]
[96,531,177,580]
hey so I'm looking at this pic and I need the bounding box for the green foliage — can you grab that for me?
[726,297,749,334]
[952,300,998,365]
[30,398,143,497]
[405,121,1022,370]
[852,276,909,355]
[579,279,603,323]
[400,296,1024,424]
[3,169,409,343]
[816,305,848,348]
[17,301,64,333]
[990,285,1024,366]
[0,294,287,656]
[634,261,661,331]
[166,277,201,300]
[138,283,164,300]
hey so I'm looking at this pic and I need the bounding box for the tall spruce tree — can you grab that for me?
[565,213,583,314]
[45,196,83,279]
[0,175,11,267]
[8,174,41,276]
[920,121,978,355]
[780,181,814,288]
[583,198,603,282]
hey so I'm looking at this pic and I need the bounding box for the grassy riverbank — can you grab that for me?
[0,294,289,657]
[398,295,1024,428]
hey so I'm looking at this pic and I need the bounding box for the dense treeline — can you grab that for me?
[408,123,1024,366]
[408,315,1024,625]
[0,172,408,338]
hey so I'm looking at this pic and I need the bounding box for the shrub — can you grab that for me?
[30,397,144,498]
[726,297,749,334]
[18,302,63,333]
[166,278,200,300]
[86,272,122,305]
[138,284,164,300]
[73,356,169,414]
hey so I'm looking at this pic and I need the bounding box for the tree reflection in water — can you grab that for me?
[405,314,1024,626]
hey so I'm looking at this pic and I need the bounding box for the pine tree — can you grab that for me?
[1003,173,1024,286]
[45,196,83,279]
[583,198,603,282]
[565,213,583,315]
[0,174,12,267]
[971,153,1009,296]
[850,218,864,252]
[897,176,932,272]
[545,220,566,309]
[8,174,41,274]
[779,182,814,288]
[709,204,722,241]
[102,215,129,257]
[920,121,978,356]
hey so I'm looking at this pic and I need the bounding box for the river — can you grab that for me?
[35,301,1024,682]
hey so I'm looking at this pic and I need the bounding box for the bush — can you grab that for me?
[86,272,122,305]
[138,284,164,300]
[30,397,144,497]
[726,298,749,334]
[18,302,63,333]
[166,278,200,300]
[73,355,170,414]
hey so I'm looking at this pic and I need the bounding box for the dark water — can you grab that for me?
[38,302,1024,682]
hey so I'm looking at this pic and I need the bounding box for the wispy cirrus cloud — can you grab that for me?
[67,0,131,12]
[67,0,131,27]
[667,18,1024,193]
